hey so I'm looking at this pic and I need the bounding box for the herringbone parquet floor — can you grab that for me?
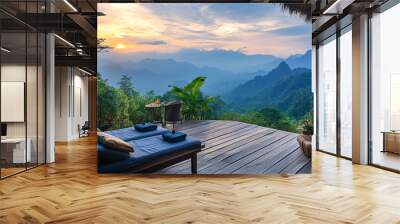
[1,136,400,223]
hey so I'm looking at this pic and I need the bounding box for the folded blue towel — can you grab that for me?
[162,131,187,143]
[134,123,157,132]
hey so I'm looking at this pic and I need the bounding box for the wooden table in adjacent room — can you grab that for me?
[382,131,400,154]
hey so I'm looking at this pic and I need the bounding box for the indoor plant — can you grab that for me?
[297,114,313,157]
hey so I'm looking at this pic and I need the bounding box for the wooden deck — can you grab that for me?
[158,120,311,174]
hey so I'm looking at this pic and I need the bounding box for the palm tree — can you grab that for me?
[169,76,216,120]
[98,38,112,52]
[280,1,312,22]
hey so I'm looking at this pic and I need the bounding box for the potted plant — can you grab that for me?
[297,114,313,157]
[300,116,313,141]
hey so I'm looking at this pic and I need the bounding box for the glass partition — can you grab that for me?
[1,29,28,177]
[38,32,46,165]
[339,27,352,158]
[370,3,400,171]
[317,35,337,154]
[27,30,38,169]
[0,2,46,179]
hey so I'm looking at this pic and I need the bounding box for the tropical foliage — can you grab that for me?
[97,74,157,130]
[98,74,313,133]
[97,75,129,129]
[169,76,219,120]
[298,112,314,135]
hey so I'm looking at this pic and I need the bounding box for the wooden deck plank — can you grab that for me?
[199,132,287,174]
[188,122,251,141]
[177,122,246,140]
[221,135,298,174]
[179,129,276,173]
[264,146,304,173]
[158,120,311,174]
[160,126,274,174]
[176,120,234,135]
[281,150,312,174]
[197,126,270,157]
[237,140,301,174]
[297,161,312,173]
[216,134,295,174]
[263,146,304,173]
[158,124,263,171]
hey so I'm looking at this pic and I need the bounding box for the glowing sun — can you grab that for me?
[115,43,126,49]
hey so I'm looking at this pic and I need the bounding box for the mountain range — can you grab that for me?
[98,48,311,96]
[224,61,312,119]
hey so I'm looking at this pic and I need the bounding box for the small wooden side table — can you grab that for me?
[381,131,400,154]
[145,102,165,125]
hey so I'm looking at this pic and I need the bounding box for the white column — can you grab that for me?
[352,14,369,164]
[55,67,74,141]
[46,32,55,163]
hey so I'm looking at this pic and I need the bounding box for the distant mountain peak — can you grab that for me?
[285,49,311,69]
[274,61,291,72]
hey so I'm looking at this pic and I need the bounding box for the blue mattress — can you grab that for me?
[105,126,168,141]
[98,135,201,173]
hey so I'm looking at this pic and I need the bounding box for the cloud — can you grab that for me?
[270,25,311,36]
[205,4,282,22]
[137,40,167,45]
[98,3,311,57]
[237,47,247,53]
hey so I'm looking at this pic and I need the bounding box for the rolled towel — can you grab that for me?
[134,123,157,132]
[162,131,187,143]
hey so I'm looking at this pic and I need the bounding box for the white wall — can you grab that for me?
[1,63,46,164]
[54,67,89,141]
[1,65,40,137]
[55,66,70,141]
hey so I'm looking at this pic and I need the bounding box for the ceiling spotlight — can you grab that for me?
[1,47,11,53]
[54,34,75,48]
[78,67,93,76]
[63,0,78,12]
[322,0,355,15]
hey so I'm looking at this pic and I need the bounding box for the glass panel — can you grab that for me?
[1,28,27,177]
[0,1,46,179]
[371,3,400,171]
[27,30,38,169]
[38,32,46,165]
[318,36,337,154]
[26,0,39,169]
[340,28,352,158]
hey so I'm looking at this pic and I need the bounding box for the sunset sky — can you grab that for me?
[98,3,310,57]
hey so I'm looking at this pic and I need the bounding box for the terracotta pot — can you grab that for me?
[303,134,312,142]
[297,134,312,158]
